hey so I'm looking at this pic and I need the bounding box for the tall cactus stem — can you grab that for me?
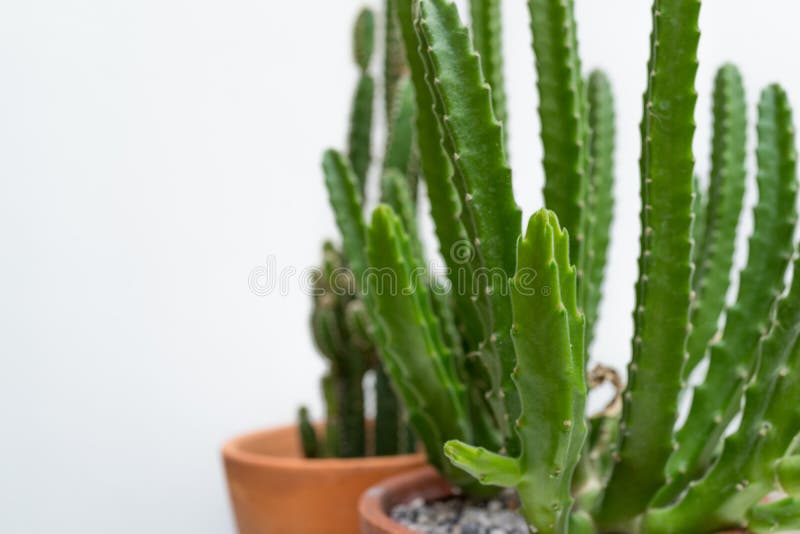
[416,0,522,453]
[468,0,508,149]
[656,84,798,504]
[681,64,748,380]
[527,0,590,284]
[583,70,616,350]
[595,0,700,526]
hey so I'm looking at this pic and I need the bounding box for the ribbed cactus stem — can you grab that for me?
[644,85,799,534]
[468,0,507,148]
[416,0,522,453]
[321,373,339,457]
[365,205,476,487]
[445,209,586,534]
[682,64,748,380]
[690,174,706,267]
[348,8,376,192]
[394,0,489,359]
[584,70,616,350]
[336,368,365,457]
[528,0,590,283]
[384,0,408,117]
[374,361,400,456]
[298,406,320,459]
[383,78,416,182]
[748,497,800,533]
[657,84,798,504]
[777,455,800,497]
[596,0,700,526]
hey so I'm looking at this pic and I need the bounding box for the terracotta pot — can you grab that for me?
[359,466,754,534]
[359,466,451,534]
[223,423,426,534]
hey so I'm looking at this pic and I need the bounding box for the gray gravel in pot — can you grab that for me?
[390,491,529,534]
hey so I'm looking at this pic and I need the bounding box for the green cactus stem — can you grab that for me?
[366,204,476,485]
[398,0,509,443]
[468,0,507,147]
[748,497,800,534]
[528,0,589,281]
[323,150,369,278]
[416,0,522,452]
[309,250,368,457]
[321,373,339,457]
[657,84,798,504]
[394,0,490,363]
[445,209,586,534]
[595,0,700,526]
[682,64,748,380]
[584,70,616,350]
[384,0,408,117]
[383,78,417,184]
[354,8,375,72]
[777,455,800,497]
[374,361,401,456]
[348,8,376,192]
[298,406,320,459]
[643,85,799,534]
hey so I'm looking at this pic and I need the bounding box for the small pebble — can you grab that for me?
[390,490,528,534]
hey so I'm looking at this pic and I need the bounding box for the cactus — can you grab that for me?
[348,8,376,192]
[297,406,320,459]
[298,6,420,459]
[468,0,507,149]
[595,2,699,525]
[680,64,748,380]
[656,82,797,505]
[309,0,800,532]
[584,70,616,350]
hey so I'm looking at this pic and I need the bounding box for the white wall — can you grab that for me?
[1,1,798,532]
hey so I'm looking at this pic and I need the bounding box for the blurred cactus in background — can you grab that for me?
[297,4,416,459]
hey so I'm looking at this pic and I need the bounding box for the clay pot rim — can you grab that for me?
[360,465,451,534]
[223,423,426,471]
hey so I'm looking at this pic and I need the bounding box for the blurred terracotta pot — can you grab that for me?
[359,466,754,534]
[223,423,426,534]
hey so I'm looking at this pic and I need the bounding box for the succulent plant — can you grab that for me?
[318,0,800,532]
[299,5,417,459]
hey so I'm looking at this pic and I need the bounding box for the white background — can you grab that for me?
[2,1,799,532]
